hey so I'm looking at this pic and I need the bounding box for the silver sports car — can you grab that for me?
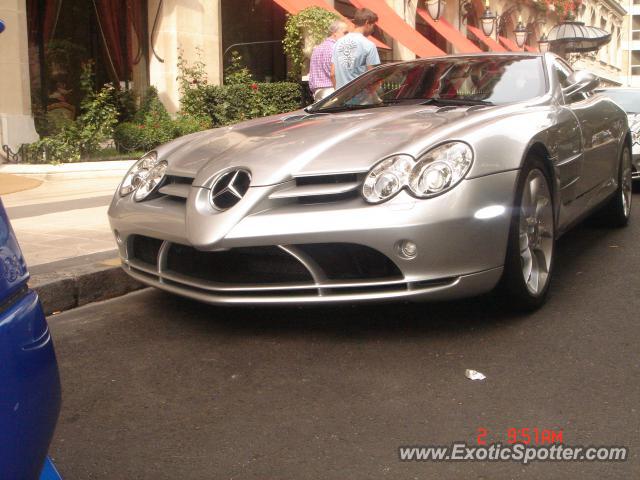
[108,53,632,310]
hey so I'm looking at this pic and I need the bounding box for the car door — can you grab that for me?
[554,60,619,197]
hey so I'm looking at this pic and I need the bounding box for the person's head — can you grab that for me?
[328,20,349,40]
[353,8,378,36]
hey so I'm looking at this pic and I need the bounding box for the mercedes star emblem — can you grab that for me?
[210,169,251,210]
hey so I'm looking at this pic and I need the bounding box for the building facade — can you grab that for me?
[625,0,640,84]
[0,0,629,155]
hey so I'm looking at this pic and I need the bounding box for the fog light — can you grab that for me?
[397,240,418,259]
[114,230,122,245]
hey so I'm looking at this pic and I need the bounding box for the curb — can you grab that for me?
[29,252,144,315]
[0,160,135,181]
[0,160,135,174]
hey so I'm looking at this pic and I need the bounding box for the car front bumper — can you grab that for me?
[108,169,518,304]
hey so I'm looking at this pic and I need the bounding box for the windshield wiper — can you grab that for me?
[420,97,494,106]
[314,103,390,113]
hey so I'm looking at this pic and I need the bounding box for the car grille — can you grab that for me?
[268,173,364,205]
[155,172,364,205]
[166,244,313,284]
[131,235,163,266]
[296,243,400,280]
[125,235,417,297]
[157,175,194,200]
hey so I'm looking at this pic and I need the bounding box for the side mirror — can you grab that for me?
[563,70,600,97]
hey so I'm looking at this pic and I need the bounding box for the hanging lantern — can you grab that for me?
[538,33,550,53]
[514,15,528,48]
[426,0,446,21]
[480,0,496,37]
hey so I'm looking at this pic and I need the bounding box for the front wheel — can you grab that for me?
[497,156,555,310]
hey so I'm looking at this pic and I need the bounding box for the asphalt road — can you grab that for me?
[49,204,640,479]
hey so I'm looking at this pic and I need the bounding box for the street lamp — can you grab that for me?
[514,15,528,48]
[480,0,496,37]
[538,32,550,53]
[425,0,445,21]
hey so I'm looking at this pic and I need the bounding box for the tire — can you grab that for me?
[600,145,632,228]
[497,155,555,311]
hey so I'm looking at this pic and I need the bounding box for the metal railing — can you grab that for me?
[2,144,47,164]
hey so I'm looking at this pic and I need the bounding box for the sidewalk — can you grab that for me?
[1,160,143,313]
[1,161,133,266]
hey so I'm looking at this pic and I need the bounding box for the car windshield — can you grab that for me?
[597,89,640,114]
[309,56,546,113]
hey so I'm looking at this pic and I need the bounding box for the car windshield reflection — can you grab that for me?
[310,56,546,113]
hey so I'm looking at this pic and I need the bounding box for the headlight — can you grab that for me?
[133,160,168,201]
[362,155,414,204]
[119,151,167,201]
[361,143,473,204]
[409,142,473,198]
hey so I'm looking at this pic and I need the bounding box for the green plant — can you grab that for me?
[224,51,253,86]
[178,53,303,127]
[26,62,119,163]
[283,6,339,80]
[26,127,82,163]
[177,48,210,116]
[75,63,119,155]
[113,88,138,123]
[173,114,211,137]
[113,122,146,152]
[134,86,171,124]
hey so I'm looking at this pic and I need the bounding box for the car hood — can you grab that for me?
[160,104,513,186]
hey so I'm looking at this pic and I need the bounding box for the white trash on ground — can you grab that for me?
[465,369,486,381]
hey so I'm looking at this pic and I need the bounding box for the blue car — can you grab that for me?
[0,198,62,479]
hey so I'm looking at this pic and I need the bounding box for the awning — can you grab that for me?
[348,0,445,57]
[417,9,481,53]
[283,0,391,50]
[498,35,521,52]
[273,0,302,13]
[467,25,507,52]
[546,20,611,53]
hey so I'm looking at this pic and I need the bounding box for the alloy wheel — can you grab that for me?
[519,169,554,296]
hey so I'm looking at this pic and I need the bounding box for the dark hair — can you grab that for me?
[353,8,378,26]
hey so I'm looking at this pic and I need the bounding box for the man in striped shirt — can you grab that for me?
[309,20,349,102]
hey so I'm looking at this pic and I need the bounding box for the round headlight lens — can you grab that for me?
[119,151,159,196]
[133,160,168,201]
[362,155,414,203]
[409,142,473,197]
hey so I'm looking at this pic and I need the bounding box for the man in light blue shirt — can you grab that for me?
[331,8,381,89]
